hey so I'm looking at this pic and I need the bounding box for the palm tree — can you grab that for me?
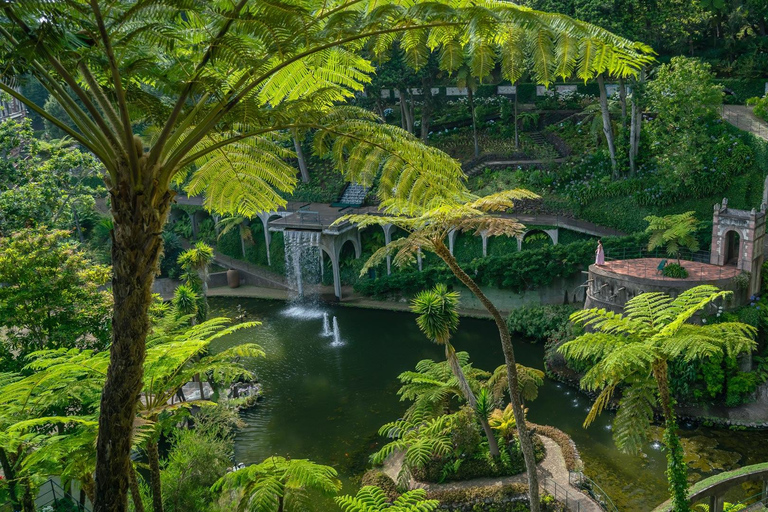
[558,286,756,512]
[411,284,500,456]
[0,3,653,508]
[212,456,341,511]
[342,189,546,507]
[397,354,490,420]
[335,486,439,512]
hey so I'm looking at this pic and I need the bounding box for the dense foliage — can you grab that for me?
[0,229,112,370]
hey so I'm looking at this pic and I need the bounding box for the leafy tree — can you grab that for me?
[488,404,525,443]
[411,284,500,456]
[343,189,547,506]
[645,211,700,265]
[646,57,723,186]
[212,456,341,512]
[335,486,439,512]
[558,286,756,512]
[0,229,112,369]
[0,2,653,509]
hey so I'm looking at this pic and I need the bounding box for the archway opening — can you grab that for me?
[522,229,554,250]
[725,230,741,266]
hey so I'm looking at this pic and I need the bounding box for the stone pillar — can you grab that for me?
[546,228,559,245]
[516,235,523,252]
[748,208,765,296]
[448,229,457,256]
[383,224,394,275]
[417,248,423,272]
[260,215,272,266]
[711,200,725,266]
[331,253,342,299]
[481,231,488,257]
[189,212,198,239]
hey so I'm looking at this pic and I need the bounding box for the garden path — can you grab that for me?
[382,436,602,512]
[722,105,768,141]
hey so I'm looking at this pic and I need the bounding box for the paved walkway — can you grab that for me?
[722,105,768,141]
[382,436,601,512]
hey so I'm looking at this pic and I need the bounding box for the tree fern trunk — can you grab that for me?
[468,87,480,158]
[514,84,519,149]
[653,360,690,512]
[293,132,310,183]
[129,464,146,512]
[147,438,165,512]
[0,448,20,510]
[21,482,34,512]
[445,344,500,457]
[597,74,618,178]
[94,172,172,512]
[434,241,540,512]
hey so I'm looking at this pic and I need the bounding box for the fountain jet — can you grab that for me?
[331,316,343,347]
[322,312,332,336]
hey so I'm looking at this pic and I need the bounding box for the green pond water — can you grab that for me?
[208,297,768,512]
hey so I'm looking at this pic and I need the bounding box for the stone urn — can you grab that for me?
[226,269,240,288]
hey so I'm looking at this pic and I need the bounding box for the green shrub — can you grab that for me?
[726,372,759,407]
[747,95,768,122]
[507,304,578,343]
[662,263,688,279]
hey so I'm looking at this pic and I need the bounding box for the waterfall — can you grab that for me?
[331,316,343,347]
[322,312,331,336]
[284,230,321,298]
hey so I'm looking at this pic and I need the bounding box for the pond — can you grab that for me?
[208,297,768,512]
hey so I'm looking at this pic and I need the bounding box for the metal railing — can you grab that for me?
[569,472,619,512]
[732,490,768,511]
[542,476,583,511]
[35,479,91,512]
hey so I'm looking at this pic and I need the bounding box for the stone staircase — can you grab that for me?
[336,182,369,206]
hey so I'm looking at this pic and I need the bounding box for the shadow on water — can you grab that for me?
[208,297,768,512]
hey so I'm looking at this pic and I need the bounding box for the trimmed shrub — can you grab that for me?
[662,263,688,279]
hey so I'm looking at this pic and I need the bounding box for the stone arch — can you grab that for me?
[190,209,212,239]
[519,228,558,250]
[724,229,742,266]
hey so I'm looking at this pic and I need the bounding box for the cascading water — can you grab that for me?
[331,316,343,347]
[283,230,321,299]
[322,312,332,336]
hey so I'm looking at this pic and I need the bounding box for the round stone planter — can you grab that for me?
[227,269,240,288]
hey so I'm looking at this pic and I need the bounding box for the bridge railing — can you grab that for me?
[35,479,91,512]
[569,472,619,512]
[541,476,583,512]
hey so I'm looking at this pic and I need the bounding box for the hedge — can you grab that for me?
[353,233,648,298]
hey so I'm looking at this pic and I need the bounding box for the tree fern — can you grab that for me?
[559,286,755,511]
[212,456,341,512]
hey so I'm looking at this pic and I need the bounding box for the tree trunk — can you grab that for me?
[629,80,638,176]
[399,89,414,133]
[0,448,20,510]
[128,464,146,512]
[468,87,480,158]
[94,173,173,512]
[21,482,34,512]
[434,241,540,512]
[597,74,618,178]
[292,132,310,184]
[514,85,519,149]
[147,439,164,512]
[420,78,432,142]
[445,344,501,458]
[653,360,690,512]
[82,474,96,506]
[619,78,627,123]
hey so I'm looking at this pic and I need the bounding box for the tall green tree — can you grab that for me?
[0,229,112,369]
[411,284,500,456]
[0,3,652,509]
[558,286,755,512]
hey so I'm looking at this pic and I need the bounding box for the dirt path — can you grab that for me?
[383,436,603,512]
